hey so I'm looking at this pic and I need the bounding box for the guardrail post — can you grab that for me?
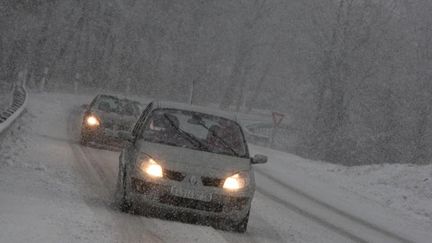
[0,75,28,134]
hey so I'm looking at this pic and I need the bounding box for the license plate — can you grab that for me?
[170,186,212,202]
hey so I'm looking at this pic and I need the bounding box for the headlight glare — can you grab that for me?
[139,158,163,178]
[86,115,100,127]
[223,173,248,190]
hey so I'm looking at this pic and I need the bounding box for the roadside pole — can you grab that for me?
[126,78,131,95]
[270,111,285,148]
[74,73,80,94]
[40,67,49,92]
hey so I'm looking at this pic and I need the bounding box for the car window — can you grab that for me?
[141,108,248,158]
[119,100,140,116]
[94,95,120,113]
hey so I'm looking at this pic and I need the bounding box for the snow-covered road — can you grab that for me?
[1,92,431,243]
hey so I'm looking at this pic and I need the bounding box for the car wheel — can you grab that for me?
[80,131,90,145]
[232,210,250,233]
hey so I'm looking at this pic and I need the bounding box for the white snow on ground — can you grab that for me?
[0,92,352,243]
[251,145,432,242]
[252,145,432,224]
[1,91,432,243]
[331,163,432,222]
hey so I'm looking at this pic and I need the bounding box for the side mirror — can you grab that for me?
[118,131,134,142]
[251,154,268,164]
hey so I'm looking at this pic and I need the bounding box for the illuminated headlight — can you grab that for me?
[139,158,163,178]
[223,172,249,191]
[86,115,100,127]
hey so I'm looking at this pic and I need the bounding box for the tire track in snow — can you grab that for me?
[67,107,165,243]
[256,186,365,243]
[255,169,411,243]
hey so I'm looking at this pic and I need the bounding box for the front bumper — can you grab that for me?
[81,125,126,148]
[126,175,252,221]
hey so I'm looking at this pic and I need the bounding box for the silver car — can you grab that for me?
[116,101,267,232]
[81,94,141,148]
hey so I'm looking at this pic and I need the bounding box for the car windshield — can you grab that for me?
[141,108,248,158]
[119,99,140,116]
[94,96,140,116]
[95,95,120,113]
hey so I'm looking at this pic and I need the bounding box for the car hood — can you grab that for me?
[91,109,137,130]
[137,141,251,178]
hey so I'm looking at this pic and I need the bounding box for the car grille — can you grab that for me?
[163,169,186,181]
[159,195,223,213]
[132,178,166,193]
[162,170,224,187]
[201,176,223,188]
[162,170,223,187]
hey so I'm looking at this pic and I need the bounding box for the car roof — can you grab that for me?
[98,94,132,101]
[152,100,238,122]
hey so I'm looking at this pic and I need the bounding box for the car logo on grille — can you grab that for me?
[189,176,198,185]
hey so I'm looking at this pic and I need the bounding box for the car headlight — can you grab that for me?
[223,172,249,191]
[86,115,100,127]
[139,158,163,178]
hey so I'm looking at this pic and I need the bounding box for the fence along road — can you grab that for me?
[0,79,28,134]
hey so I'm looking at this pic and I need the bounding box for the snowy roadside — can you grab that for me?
[0,92,11,111]
[0,92,117,243]
[1,91,432,242]
[251,145,432,238]
[326,162,432,222]
[0,82,12,109]
[1,92,355,243]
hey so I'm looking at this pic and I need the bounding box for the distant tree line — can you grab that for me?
[1,0,432,165]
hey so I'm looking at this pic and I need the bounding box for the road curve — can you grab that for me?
[3,92,416,243]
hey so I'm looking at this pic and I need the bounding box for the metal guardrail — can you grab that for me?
[244,123,298,150]
[0,83,28,134]
[243,123,271,146]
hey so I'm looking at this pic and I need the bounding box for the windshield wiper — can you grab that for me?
[163,114,210,152]
[197,122,240,157]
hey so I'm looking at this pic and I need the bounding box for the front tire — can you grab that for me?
[80,130,90,145]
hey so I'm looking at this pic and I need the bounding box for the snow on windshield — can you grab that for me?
[142,108,248,158]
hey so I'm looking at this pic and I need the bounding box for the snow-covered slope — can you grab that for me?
[1,92,431,243]
[251,145,432,243]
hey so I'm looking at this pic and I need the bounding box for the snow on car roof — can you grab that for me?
[153,100,239,121]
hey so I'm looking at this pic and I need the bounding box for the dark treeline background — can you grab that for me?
[1,0,432,165]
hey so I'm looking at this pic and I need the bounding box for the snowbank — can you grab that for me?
[251,145,432,226]
[333,163,432,222]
